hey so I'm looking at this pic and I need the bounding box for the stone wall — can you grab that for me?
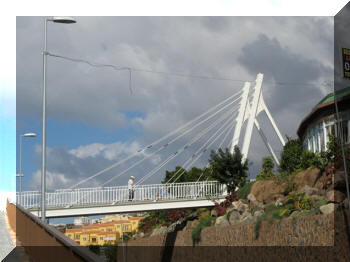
[120,211,350,262]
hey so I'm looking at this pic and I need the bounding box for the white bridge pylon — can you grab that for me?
[231,73,285,165]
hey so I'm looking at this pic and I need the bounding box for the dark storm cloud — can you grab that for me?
[238,33,332,113]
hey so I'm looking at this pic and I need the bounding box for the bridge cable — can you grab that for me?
[138,110,238,185]
[171,116,236,184]
[69,92,243,189]
[166,96,243,184]
[195,117,236,182]
[101,104,240,186]
[71,103,241,211]
[139,111,237,185]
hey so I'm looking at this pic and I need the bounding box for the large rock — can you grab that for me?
[247,193,257,202]
[240,212,253,223]
[293,168,321,190]
[319,203,335,215]
[228,210,241,225]
[327,190,346,203]
[236,200,249,214]
[215,215,230,227]
[299,185,320,197]
[250,180,287,203]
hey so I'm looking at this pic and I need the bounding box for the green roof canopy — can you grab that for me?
[314,86,350,109]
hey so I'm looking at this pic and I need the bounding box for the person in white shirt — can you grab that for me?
[128,176,135,201]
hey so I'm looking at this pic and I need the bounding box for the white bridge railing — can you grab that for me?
[17,181,226,209]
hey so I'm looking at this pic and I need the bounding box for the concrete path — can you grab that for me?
[0,211,14,260]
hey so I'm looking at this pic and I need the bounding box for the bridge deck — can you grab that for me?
[19,181,226,218]
[28,197,223,218]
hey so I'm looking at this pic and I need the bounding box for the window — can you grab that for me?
[75,234,80,239]
[67,234,72,238]
[107,228,113,232]
[101,229,105,232]
[117,225,120,228]
[132,222,136,225]
[91,238,97,243]
[83,237,87,241]
[100,237,103,241]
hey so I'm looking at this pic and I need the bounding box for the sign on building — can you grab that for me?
[343,48,350,78]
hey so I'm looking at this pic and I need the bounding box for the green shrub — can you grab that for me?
[191,215,215,244]
[279,136,334,175]
[286,192,312,210]
[237,181,254,199]
[279,137,304,174]
[256,156,275,181]
[299,196,312,210]
[301,151,316,169]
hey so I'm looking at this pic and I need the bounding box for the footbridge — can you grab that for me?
[20,181,226,218]
[18,73,285,219]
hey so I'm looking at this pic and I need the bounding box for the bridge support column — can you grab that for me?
[241,73,263,161]
[230,82,250,154]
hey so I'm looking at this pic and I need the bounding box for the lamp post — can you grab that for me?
[41,16,76,222]
[18,132,36,205]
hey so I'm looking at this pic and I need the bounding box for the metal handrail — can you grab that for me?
[17,181,225,209]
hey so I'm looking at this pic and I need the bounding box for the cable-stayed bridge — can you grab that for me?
[18,73,285,218]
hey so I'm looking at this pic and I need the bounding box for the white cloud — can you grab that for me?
[32,170,73,190]
[69,141,141,160]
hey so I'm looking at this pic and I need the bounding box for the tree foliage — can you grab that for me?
[278,135,348,175]
[256,156,275,180]
[208,146,248,193]
[162,166,212,184]
[279,137,304,174]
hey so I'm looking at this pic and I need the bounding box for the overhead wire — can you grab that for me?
[46,52,253,84]
[46,52,133,94]
[47,52,326,88]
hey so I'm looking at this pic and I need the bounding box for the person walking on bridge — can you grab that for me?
[128,176,135,201]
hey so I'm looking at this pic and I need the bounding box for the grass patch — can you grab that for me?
[192,215,215,244]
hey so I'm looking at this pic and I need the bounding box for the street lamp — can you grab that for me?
[18,133,36,205]
[41,16,76,222]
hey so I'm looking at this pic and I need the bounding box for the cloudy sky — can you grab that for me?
[16,16,334,191]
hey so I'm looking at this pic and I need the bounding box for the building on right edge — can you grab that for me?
[297,86,350,153]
